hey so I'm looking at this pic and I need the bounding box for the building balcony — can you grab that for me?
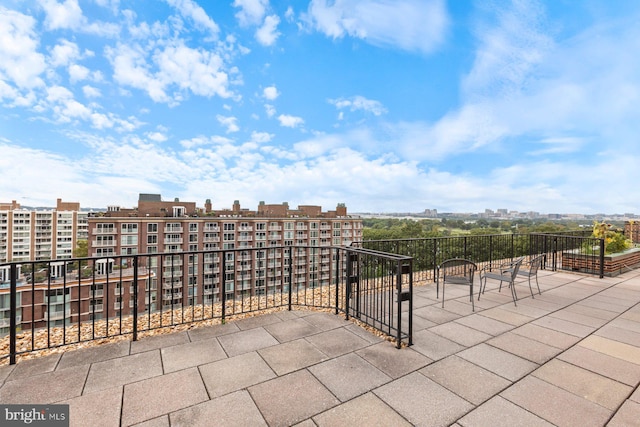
[44,309,71,321]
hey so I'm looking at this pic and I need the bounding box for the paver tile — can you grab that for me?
[429,322,492,347]
[480,307,535,326]
[454,314,514,336]
[62,386,123,427]
[511,323,582,349]
[249,369,339,427]
[410,329,465,361]
[487,332,561,364]
[84,350,163,393]
[342,323,385,344]
[187,321,240,341]
[457,343,537,381]
[607,317,640,334]
[305,327,370,357]
[161,336,227,373]
[259,338,328,375]
[549,309,609,328]
[58,340,130,370]
[356,341,432,379]
[130,415,169,427]
[595,324,640,347]
[558,345,640,387]
[0,364,89,404]
[0,364,15,384]
[579,335,640,364]
[301,312,350,331]
[121,367,208,426]
[420,355,510,405]
[199,351,276,398]
[7,353,61,381]
[263,317,321,342]
[414,305,462,324]
[532,359,631,410]
[309,353,391,401]
[607,400,640,427]
[501,376,611,427]
[217,327,279,356]
[234,312,284,330]
[130,331,190,354]
[374,372,473,427]
[170,390,267,427]
[313,392,410,427]
[567,303,620,320]
[458,396,554,427]
[532,316,596,337]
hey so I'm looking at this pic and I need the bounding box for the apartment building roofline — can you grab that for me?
[94,194,354,219]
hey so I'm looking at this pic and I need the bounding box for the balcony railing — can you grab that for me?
[2,232,605,365]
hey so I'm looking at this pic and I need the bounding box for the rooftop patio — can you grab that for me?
[1,268,639,426]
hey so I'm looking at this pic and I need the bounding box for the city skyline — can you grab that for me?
[2,1,640,214]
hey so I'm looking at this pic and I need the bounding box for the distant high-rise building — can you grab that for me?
[0,198,89,265]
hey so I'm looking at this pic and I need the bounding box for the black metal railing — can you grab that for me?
[361,231,604,282]
[344,247,413,348]
[0,245,413,364]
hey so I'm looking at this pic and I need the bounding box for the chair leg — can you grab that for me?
[535,275,541,295]
[441,283,445,308]
[470,283,474,311]
[509,280,518,306]
[527,276,535,298]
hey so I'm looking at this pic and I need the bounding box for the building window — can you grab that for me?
[189,223,198,232]
[189,234,198,242]
[121,223,138,233]
[223,233,235,241]
[147,235,157,244]
[223,223,235,231]
[147,246,157,254]
[147,223,158,233]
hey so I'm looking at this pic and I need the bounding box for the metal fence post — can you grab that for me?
[133,256,138,341]
[9,263,17,365]
[599,238,605,278]
[334,248,340,315]
[288,248,293,311]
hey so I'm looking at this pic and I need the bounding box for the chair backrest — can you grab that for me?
[528,254,544,275]
[439,258,477,280]
[509,257,524,279]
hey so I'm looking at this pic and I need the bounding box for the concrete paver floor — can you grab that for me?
[1,268,640,426]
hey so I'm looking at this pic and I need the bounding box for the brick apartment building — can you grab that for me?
[1,194,361,334]
[86,194,363,312]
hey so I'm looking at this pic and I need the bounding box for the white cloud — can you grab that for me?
[302,0,449,54]
[278,114,304,128]
[329,95,386,116]
[250,131,273,143]
[216,115,240,133]
[49,40,81,67]
[82,85,101,98]
[41,0,84,30]
[68,64,90,82]
[0,9,46,89]
[264,103,276,117]
[146,131,168,142]
[233,0,268,27]
[165,0,220,37]
[263,85,279,100]
[179,135,234,149]
[256,14,281,46]
[41,0,120,36]
[106,41,233,104]
[285,6,294,22]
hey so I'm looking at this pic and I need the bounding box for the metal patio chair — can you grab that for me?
[478,257,524,306]
[516,254,544,298]
[437,258,478,311]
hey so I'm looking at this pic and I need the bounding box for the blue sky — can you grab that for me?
[1,0,639,214]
